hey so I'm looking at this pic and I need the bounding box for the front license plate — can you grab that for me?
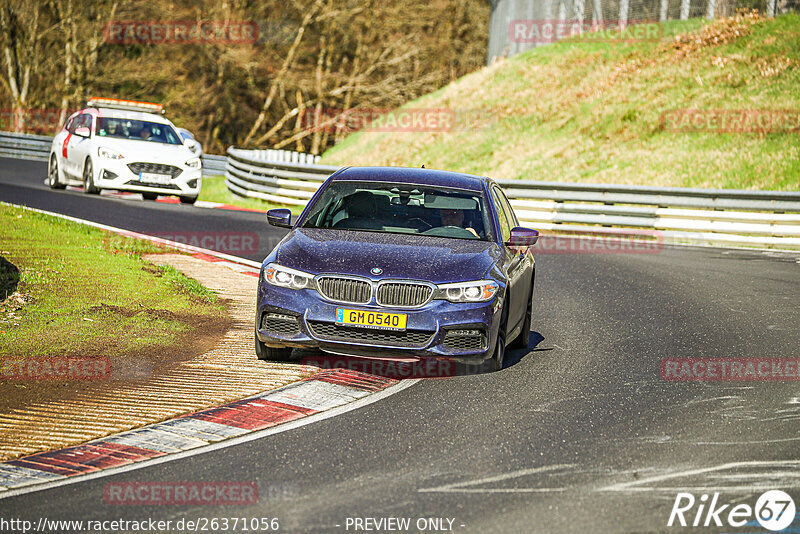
[139,172,171,185]
[336,308,407,330]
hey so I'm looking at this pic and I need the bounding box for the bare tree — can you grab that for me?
[48,0,118,126]
[0,2,52,131]
[243,0,324,146]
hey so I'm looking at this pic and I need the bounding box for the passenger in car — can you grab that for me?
[333,191,382,230]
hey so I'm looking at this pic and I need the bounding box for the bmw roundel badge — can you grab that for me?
[371,267,383,275]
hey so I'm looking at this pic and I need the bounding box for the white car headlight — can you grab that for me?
[98,147,124,159]
[437,280,499,303]
[264,263,313,290]
[185,157,201,169]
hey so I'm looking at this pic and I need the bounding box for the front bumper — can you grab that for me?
[256,280,502,365]
[93,158,202,196]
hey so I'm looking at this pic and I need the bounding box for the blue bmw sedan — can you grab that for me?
[255,166,538,371]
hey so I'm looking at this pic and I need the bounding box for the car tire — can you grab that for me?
[48,154,65,190]
[82,159,99,194]
[141,192,158,201]
[255,334,294,361]
[510,270,535,350]
[486,307,507,372]
[179,196,197,205]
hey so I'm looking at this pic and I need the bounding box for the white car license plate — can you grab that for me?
[139,172,171,185]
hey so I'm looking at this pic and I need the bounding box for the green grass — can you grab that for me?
[198,175,306,215]
[321,13,800,191]
[0,204,226,362]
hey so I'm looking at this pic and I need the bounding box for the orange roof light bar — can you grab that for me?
[86,97,165,114]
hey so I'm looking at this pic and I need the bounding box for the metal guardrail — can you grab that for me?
[1,132,798,249]
[202,154,226,176]
[224,147,337,206]
[224,147,800,250]
[0,131,54,161]
[0,131,225,177]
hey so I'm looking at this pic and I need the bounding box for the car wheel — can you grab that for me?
[83,159,99,194]
[255,334,294,361]
[486,307,507,372]
[179,196,197,205]
[141,192,158,201]
[510,271,535,350]
[48,154,65,190]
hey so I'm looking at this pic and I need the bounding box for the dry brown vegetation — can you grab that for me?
[0,0,489,154]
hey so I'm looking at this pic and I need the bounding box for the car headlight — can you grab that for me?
[185,157,201,169]
[264,263,313,290]
[437,280,499,303]
[98,147,124,159]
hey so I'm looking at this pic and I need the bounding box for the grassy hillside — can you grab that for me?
[322,13,800,190]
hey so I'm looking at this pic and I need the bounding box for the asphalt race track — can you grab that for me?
[2,157,800,532]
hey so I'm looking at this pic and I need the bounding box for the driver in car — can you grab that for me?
[99,121,119,137]
[440,208,479,238]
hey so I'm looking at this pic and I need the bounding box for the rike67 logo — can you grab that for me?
[669,490,796,531]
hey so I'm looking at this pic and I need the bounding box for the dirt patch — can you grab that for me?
[87,302,180,322]
[141,264,164,276]
[0,303,231,415]
[0,254,315,461]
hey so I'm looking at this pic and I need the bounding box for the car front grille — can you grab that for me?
[376,282,433,308]
[124,180,180,190]
[443,329,487,351]
[317,277,371,304]
[260,313,301,336]
[308,321,434,348]
[128,162,183,178]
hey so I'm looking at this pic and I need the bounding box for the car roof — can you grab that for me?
[332,166,487,192]
[88,107,172,124]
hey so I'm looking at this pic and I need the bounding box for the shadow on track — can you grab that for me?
[288,330,547,379]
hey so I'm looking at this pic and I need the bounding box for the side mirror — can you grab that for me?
[267,208,292,228]
[506,227,539,247]
[184,138,202,153]
[74,126,91,138]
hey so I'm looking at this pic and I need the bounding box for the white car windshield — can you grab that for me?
[96,118,182,145]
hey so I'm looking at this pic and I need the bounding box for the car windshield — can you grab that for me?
[301,180,492,240]
[96,118,182,145]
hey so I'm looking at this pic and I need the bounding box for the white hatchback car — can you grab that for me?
[48,97,202,204]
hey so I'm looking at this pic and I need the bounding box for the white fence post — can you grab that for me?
[766,0,777,16]
[592,0,603,24]
[705,0,716,18]
[619,0,630,27]
[574,0,586,26]
[680,0,690,19]
[660,0,669,21]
